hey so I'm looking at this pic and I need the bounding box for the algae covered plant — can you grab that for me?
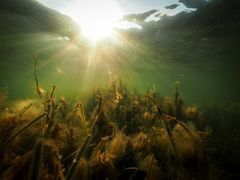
[0,80,213,179]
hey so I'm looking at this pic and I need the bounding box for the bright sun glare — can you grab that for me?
[65,0,123,42]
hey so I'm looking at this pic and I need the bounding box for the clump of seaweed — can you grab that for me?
[138,154,161,180]
[0,76,221,179]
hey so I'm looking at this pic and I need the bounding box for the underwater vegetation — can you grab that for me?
[0,78,239,180]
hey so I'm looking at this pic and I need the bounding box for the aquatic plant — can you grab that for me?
[0,112,46,152]
[66,134,91,180]
[0,79,219,179]
[138,154,161,180]
[34,55,45,97]
[30,139,43,180]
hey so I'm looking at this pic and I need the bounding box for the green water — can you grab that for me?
[0,31,239,106]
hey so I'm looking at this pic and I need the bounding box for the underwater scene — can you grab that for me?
[0,0,240,179]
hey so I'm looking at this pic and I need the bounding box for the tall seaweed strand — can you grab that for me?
[147,96,179,158]
[66,134,92,180]
[30,139,44,180]
[34,55,42,97]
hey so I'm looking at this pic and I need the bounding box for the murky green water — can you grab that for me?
[0,30,239,106]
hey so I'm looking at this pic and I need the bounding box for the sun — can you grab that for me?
[64,0,123,42]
